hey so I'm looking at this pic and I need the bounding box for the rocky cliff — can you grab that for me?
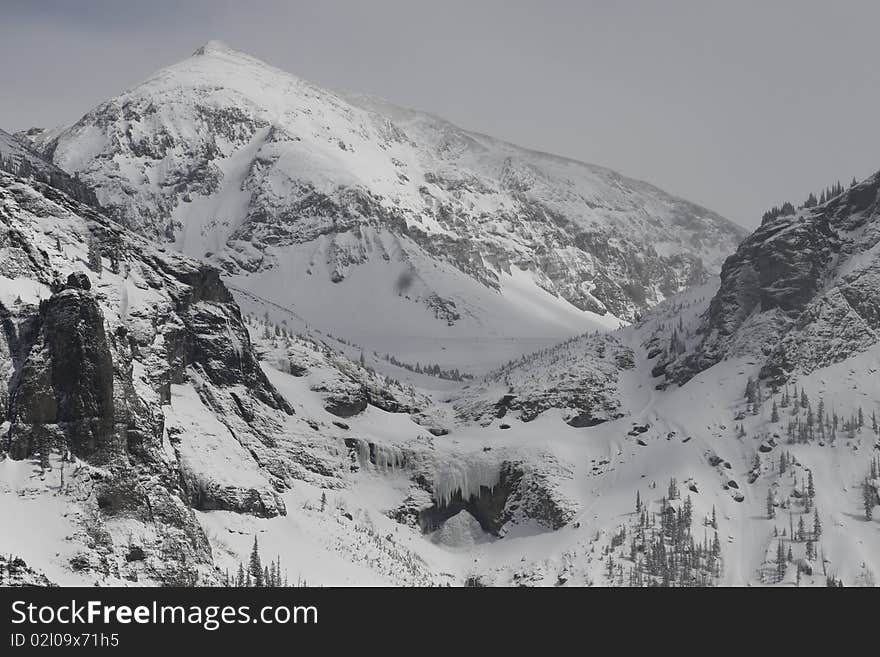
[660,173,880,386]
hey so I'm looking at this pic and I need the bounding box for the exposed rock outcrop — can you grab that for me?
[665,172,880,385]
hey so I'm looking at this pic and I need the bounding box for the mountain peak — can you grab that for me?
[192,39,239,57]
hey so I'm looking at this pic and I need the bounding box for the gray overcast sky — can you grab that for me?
[2,0,879,227]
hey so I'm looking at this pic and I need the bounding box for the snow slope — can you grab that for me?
[192,280,879,587]
[21,40,745,371]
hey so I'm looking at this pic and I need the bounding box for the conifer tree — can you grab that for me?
[766,487,775,519]
[236,562,245,587]
[864,479,875,521]
[249,536,263,587]
[86,234,103,275]
[775,540,786,582]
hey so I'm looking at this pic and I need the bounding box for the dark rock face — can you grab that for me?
[666,172,880,386]
[43,291,115,456]
[565,412,609,428]
[178,468,286,518]
[323,393,368,418]
[149,258,291,414]
[65,271,92,290]
[8,289,116,461]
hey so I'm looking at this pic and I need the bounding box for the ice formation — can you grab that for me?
[433,458,501,508]
[373,443,406,472]
[353,439,407,472]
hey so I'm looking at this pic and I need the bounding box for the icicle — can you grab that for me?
[355,440,406,472]
[374,443,405,472]
[433,458,500,508]
[356,439,371,469]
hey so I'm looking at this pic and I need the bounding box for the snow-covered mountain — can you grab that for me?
[661,173,880,387]
[2,39,878,588]
[20,40,745,372]
[2,154,877,587]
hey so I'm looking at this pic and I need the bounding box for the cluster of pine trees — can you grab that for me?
[771,500,823,585]
[801,179,855,208]
[605,482,722,587]
[751,378,878,445]
[764,449,825,585]
[761,201,797,224]
[382,353,471,382]
[760,178,858,224]
[224,537,295,588]
[245,312,295,341]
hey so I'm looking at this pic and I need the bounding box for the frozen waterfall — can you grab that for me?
[353,439,406,472]
[433,459,501,508]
